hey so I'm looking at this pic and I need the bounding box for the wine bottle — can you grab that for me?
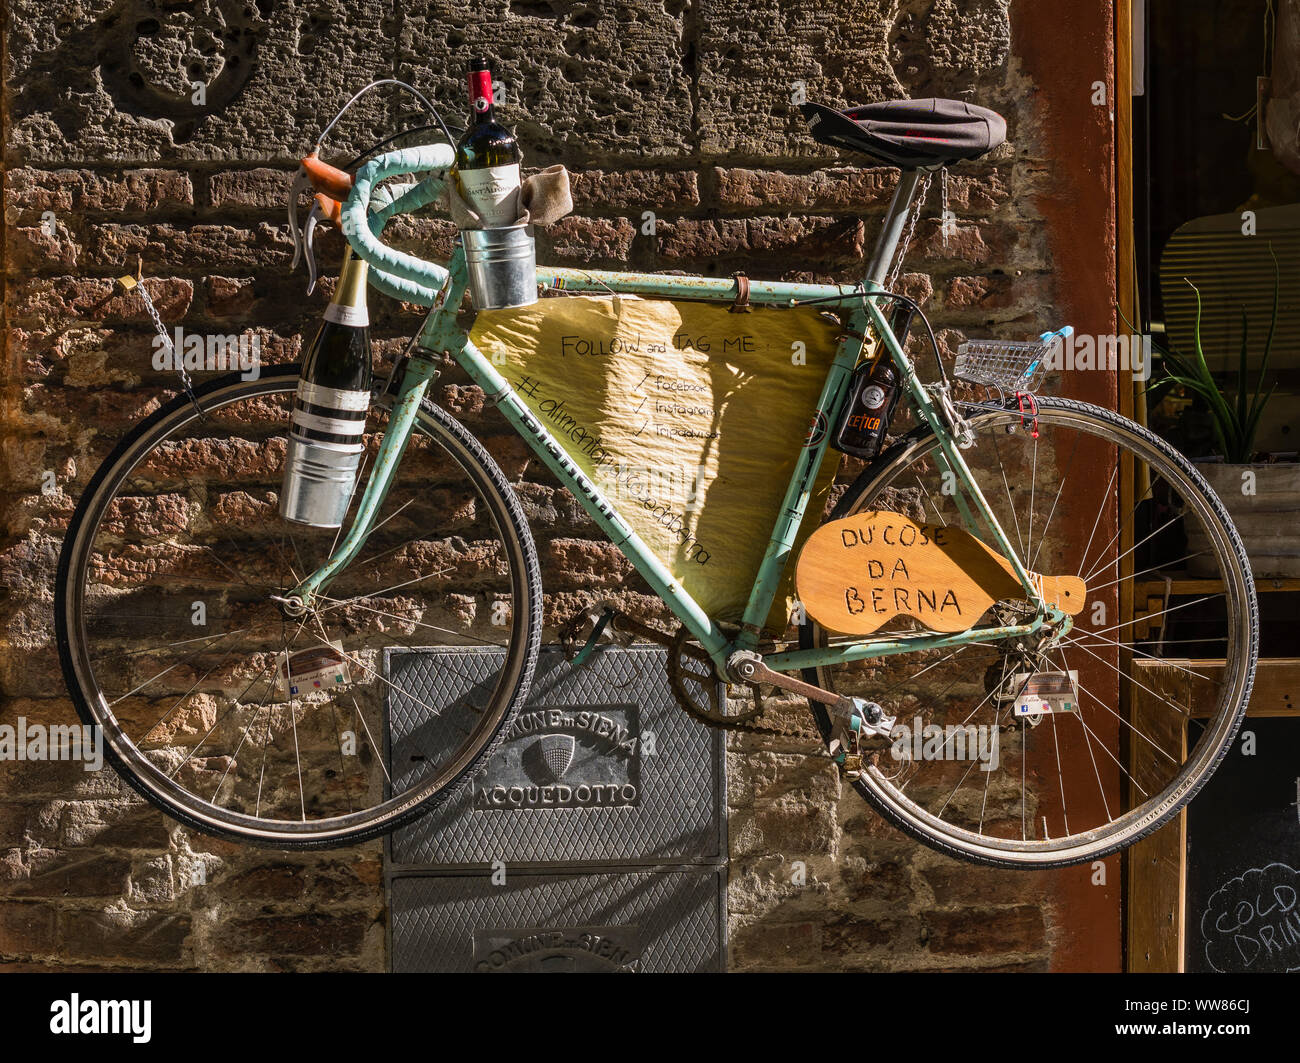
[280,247,372,527]
[453,57,522,228]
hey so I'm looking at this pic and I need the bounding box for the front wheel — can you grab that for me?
[55,365,541,848]
[800,397,1258,868]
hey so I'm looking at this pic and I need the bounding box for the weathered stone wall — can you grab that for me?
[1,0,1118,971]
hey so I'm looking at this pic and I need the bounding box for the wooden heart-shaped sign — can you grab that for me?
[795,510,1086,635]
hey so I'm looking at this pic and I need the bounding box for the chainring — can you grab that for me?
[666,625,769,728]
[558,604,782,732]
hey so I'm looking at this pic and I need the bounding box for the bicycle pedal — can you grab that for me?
[566,606,616,666]
[832,697,895,739]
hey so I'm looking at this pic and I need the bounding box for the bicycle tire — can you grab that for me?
[799,396,1258,868]
[55,365,542,849]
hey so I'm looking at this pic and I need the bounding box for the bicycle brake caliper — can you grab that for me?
[931,384,976,449]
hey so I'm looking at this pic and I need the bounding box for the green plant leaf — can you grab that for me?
[1242,244,1282,460]
[1236,306,1249,446]
[1244,382,1277,456]
[1185,280,1238,458]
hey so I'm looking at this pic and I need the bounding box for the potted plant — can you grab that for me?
[1145,257,1299,578]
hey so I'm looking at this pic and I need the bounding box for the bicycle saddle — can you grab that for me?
[800,98,1006,169]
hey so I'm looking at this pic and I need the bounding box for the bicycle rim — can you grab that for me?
[801,397,1257,867]
[55,366,539,848]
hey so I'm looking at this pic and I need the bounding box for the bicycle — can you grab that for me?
[55,94,1258,867]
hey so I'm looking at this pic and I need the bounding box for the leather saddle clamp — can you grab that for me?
[729,271,751,313]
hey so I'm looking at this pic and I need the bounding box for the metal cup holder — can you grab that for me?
[462,224,538,310]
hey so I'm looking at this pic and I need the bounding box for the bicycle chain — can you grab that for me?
[558,606,820,740]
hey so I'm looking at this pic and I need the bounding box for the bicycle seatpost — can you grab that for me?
[864,168,925,287]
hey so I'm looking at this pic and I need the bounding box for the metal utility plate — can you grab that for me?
[384,644,727,868]
[389,865,726,973]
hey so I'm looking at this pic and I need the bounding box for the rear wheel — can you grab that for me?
[800,397,1257,867]
[56,365,541,848]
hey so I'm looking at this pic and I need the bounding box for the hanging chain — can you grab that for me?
[119,269,204,417]
[884,172,931,293]
[940,166,950,251]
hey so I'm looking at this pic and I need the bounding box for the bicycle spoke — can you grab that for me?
[1073,675,1178,767]
[1068,637,1222,679]
[1049,710,1068,836]
[1084,550,1211,595]
[1083,594,1220,642]
[139,635,245,742]
[912,471,948,527]
[987,431,1026,557]
[1061,636,1194,716]
[1052,644,1113,822]
[313,591,506,649]
[350,694,392,788]
[1026,432,1038,567]
[210,672,280,804]
[91,626,248,666]
[1028,426,1081,573]
[1083,499,1177,585]
[1074,462,1119,581]
[166,656,278,781]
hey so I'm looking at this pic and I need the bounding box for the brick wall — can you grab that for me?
[1,0,1117,971]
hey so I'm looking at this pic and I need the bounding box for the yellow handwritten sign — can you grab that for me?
[470,295,850,626]
[795,510,1086,635]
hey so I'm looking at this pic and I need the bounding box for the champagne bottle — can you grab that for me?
[453,57,522,228]
[280,247,372,527]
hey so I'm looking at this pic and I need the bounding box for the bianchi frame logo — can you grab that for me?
[473,705,641,811]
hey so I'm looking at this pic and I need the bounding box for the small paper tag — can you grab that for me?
[278,641,351,698]
[1010,670,1079,717]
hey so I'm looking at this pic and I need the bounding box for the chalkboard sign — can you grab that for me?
[1185,717,1300,973]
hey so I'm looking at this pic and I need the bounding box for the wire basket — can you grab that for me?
[953,327,1073,394]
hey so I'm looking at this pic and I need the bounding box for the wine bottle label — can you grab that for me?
[291,407,366,437]
[323,302,369,327]
[292,381,368,443]
[287,432,364,455]
[296,382,371,412]
[862,385,887,410]
[459,164,522,227]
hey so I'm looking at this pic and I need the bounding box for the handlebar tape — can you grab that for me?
[344,143,457,307]
[363,179,446,306]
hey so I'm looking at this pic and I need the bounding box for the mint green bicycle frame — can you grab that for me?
[291,146,1060,679]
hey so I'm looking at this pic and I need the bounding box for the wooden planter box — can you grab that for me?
[1188,462,1300,577]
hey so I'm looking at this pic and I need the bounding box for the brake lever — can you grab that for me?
[302,199,324,295]
[287,168,312,271]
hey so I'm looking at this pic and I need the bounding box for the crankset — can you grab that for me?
[667,625,768,728]
[557,604,895,745]
[556,603,768,727]
[553,605,774,727]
